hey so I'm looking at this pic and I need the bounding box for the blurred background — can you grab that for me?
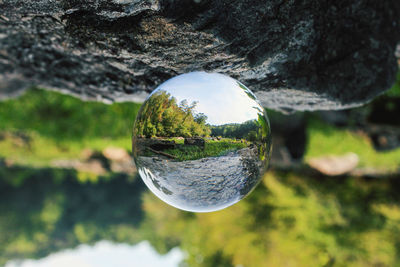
[0,69,399,267]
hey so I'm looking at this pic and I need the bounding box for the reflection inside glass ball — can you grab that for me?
[132,72,271,212]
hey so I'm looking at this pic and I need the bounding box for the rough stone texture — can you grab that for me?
[0,0,399,112]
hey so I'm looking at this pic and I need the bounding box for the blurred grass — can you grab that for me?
[0,88,140,166]
[1,70,400,169]
[0,131,132,166]
[304,70,400,171]
[386,70,400,97]
[305,117,400,171]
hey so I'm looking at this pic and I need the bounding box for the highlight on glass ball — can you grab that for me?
[132,72,271,212]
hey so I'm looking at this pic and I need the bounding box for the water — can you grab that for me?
[132,72,272,212]
[5,241,184,267]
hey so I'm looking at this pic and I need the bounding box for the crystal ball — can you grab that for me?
[132,72,271,212]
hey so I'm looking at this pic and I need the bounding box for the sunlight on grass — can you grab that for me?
[0,131,132,167]
[305,117,400,171]
[0,88,139,167]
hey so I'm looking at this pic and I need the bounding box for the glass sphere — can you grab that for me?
[132,72,271,212]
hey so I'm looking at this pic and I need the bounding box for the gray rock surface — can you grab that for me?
[0,0,399,112]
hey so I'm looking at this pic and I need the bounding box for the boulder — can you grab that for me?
[0,0,399,112]
[103,147,130,162]
[307,153,359,176]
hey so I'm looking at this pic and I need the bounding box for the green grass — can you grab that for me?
[305,116,400,171]
[0,88,140,167]
[0,131,131,166]
[1,84,400,170]
[166,137,184,145]
[0,89,248,165]
[0,88,141,140]
[386,70,400,97]
[162,138,248,161]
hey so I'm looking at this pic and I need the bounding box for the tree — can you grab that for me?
[135,91,211,138]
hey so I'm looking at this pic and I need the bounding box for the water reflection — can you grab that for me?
[132,72,272,212]
[0,167,146,266]
[5,241,184,267]
[2,165,400,266]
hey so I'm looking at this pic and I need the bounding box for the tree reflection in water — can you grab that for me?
[2,165,400,267]
[0,166,146,265]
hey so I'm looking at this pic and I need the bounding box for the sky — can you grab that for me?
[5,241,184,267]
[153,72,263,126]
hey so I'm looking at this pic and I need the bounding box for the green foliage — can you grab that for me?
[211,120,259,139]
[135,91,210,138]
[161,139,247,161]
[210,113,271,161]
